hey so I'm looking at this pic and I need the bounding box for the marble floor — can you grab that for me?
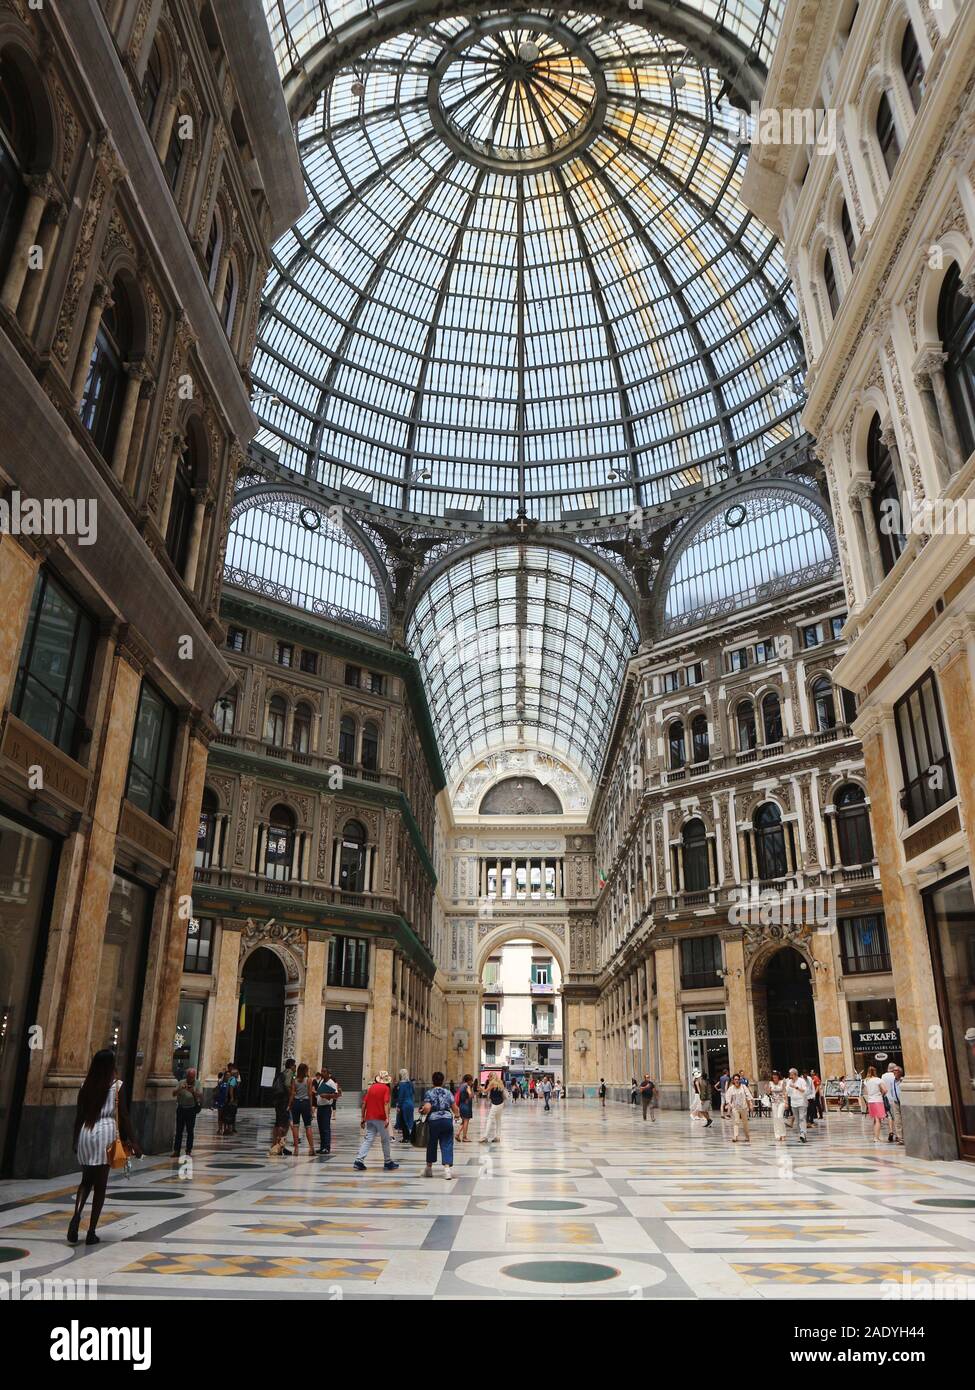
[2,1099,975,1300]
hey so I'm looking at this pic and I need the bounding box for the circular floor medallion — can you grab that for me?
[501,1260,620,1284]
[508,1199,587,1212]
[105,1189,183,1201]
[0,1246,30,1263]
[914,1197,975,1209]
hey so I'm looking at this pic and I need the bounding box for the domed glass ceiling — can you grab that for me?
[253,2,802,529]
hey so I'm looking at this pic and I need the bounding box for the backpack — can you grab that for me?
[271,1069,287,1099]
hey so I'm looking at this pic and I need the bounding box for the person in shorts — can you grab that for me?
[290,1063,316,1156]
[269,1057,296,1156]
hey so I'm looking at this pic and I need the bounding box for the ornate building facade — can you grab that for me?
[743,0,975,1159]
[0,0,302,1175]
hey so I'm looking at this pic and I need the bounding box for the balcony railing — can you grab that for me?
[841,952,892,975]
[192,865,392,913]
[210,732,400,788]
[531,1027,561,1038]
[680,971,723,991]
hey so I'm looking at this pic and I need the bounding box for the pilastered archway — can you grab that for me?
[749,943,820,1080]
[234,946,286,1105]
[464,923,570,1089]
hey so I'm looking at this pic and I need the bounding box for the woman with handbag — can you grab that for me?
[172,1067,202,1158]
[420,1071,459,1180]
[68,1049,140,1246]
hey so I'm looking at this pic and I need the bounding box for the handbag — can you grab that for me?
[410,1116,430,1148]
[106,1083,128,1170]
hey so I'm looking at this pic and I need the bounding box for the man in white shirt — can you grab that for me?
[786,1068,809,1142]
[881,1065,904,1144]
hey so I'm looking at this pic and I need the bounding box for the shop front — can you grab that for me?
[923,873,975,1161]
[846,998,902,1076]
[685,1011,728,1108]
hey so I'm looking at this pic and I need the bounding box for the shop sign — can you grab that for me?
[687,1015,727,1039]
[852,1029,899,1050]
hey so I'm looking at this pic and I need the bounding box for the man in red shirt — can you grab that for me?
[353,1070,399,1171]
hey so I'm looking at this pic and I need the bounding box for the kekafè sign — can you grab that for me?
[852,1029,900,1050]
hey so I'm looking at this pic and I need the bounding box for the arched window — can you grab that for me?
[812,676,836,732]
[292,701,312,755]
[265,804,295,881]
[691,714,709,765]
[823,249,840,318]
[339,818,367,892]
[338,714,356,765]
[79,279,131,458]
[737,701,757,752]
[682,818,710,892]
[835,783,874,866]
[876,92,900,180]
[265,694,286,747]
[900,22,925,112]
[867,413,906,574]
[668,719,686,769]
[164,110,184,191]
[0,55,33,280]
[754,802,788,881]
[938,264,975,464]
[205,209,223,291]
[361,720,379,772]
[165,429,198,573]
[762,692,783,745]
[221,257,237,334]
[141,41,164,130]
[213,690,236,734]
[841,202,856,272]
[196,787,218,869]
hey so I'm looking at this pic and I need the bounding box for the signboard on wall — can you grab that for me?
[852,1029,900,1050]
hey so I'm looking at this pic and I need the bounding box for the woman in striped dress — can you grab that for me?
[67,1049,140,1246]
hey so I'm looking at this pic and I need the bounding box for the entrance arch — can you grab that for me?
[476,926,567,1091]
[752,945,819,1077]
[235,947,286,1105]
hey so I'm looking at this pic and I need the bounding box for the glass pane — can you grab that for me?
[173,997,205,1078]
[926,875,975,1140]
[93,875,152,1090]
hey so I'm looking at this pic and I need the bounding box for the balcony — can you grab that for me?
[530,981,556,994]
[841,953,892,975]
[482,1026,502,1037]
[482,981,503,995]
[210,732,400,788]
[531,1027,561,1039]
[192,864,392,914]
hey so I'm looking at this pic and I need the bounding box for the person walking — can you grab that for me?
[314,1068,340,1154]
[456,1074,474,1142]
[172,1067,202,1158]
[353,1071,399,1171]
[598,1078,607,1107]
[68,1049,141,1246]
[213,1071,229,1136]
[714,1069,730,1114]
[528,1076,536,1102]
[786,1068,809,1142]
[768,1071,788,1143]
[394,1069,415,1144]
[268,1058,296,1157]
[629,1076,639,1106]
[725,1073,754,1142]
[421,1071,460,1179]
[640,1074,657,1121]
[863,1066,888,1143]
[541,1076,553,1111]
[223,1063,240,1134]
[480,1072,506,1144]
[881,1065,904,1144]
[690,1069,713,1127]
[290,1063,317,1156]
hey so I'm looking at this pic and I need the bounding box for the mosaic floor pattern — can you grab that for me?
[1,1099,974,1300]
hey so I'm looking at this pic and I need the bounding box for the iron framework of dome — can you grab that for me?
[253,1,802,532]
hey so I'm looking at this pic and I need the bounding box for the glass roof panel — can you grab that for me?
[253,6,802,527]
[407,543,639,782]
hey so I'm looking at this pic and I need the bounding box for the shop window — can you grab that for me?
[79,280,131,459]
[900,22,925,112]
[681,819,710,894]
[868,414,906,575]
[680,934,721,989]
[894,669,955,825]
[195,788,218,869]
[173,997,205,1078]
[182,917,213,974]
[836,783,874,865]
[754,802,787,880]
[938,264,975,463]
[265,804,295,882]
[265,694,286,747]
[338,819,367,892]
[762,692,783,745]
[840,915,889,974]
[126,680,175,823]
[327,934,369,989]
[876,92,900,180]
[13,569,94,757]
[923,874,975,1153]
[668,719,686,769]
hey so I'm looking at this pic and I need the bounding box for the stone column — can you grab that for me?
[111,360,150,481]
[157,433,184,540]
[123,376,157,494]
[723,936,755,1080]
[653,941,682,1104]
[71,279,113,403]
[206,924,242,1083]
[369,943,395,1076]
[50,650,142,1076]
[913,354,956,486]
[19,196,67,332]
[935,629,975,882]
[850,479,885,589]
[808,929,849,1076]
[0,175,50,313]
[924,350,967,473]
[301,936,328,1069]
[0,537,39,707]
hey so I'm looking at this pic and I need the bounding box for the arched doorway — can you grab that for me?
[235,947,286,1105]
[478,934,565,1091]
[763,947,819,1075]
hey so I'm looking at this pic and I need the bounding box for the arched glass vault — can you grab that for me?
[253,2,802,530]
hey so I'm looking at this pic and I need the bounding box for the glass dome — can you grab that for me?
[253,3,801,529]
